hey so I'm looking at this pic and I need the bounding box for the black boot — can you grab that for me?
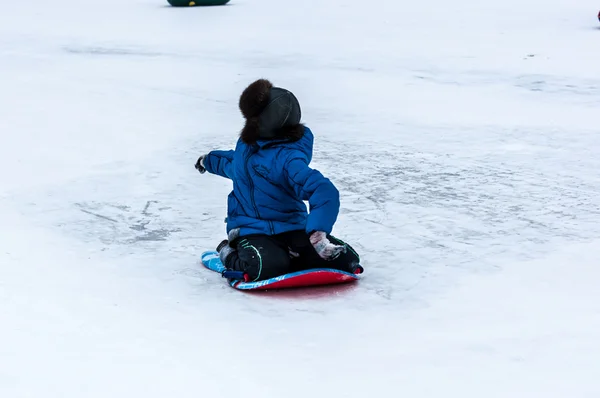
[349,261,364,275]
[216,239,229,252]
[216,239,235,264]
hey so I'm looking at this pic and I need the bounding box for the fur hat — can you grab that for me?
[238,79,304,144]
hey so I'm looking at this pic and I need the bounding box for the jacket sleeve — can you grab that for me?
[204,150,234,179]
[285,156,340,234]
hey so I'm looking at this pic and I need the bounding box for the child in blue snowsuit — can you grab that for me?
[195,79,362,281]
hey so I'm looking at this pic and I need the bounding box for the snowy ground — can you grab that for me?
[1,0,600,396]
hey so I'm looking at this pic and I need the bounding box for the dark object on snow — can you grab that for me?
[167,0,230,6]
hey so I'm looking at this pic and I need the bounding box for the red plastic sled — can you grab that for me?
[201,251,361,290]
[228,268,360,290]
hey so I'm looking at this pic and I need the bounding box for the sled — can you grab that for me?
[167,0,230,6]
[201,250,360,291]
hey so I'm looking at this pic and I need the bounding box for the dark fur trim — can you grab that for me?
[241,122,305,145]
[239,79,273,119]
[276,124,305,142]
[240,117,261,144]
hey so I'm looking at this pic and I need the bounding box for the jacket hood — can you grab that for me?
[256,125,314,164]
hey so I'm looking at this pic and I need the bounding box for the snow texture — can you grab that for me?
[1,0,599,397]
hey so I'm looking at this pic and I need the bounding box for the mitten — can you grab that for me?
[309,231,346,260]
[195,155,207,174]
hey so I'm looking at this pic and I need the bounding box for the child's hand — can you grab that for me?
[195,155,207,174]
[310,231,346,260]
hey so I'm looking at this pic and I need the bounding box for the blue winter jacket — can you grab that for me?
[203,126,339,237]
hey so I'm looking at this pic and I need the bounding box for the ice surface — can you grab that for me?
[1,0,599,396]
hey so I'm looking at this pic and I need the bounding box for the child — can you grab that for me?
[195,79,362,281]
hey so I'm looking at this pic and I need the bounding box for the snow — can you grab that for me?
[1,0,600,396]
